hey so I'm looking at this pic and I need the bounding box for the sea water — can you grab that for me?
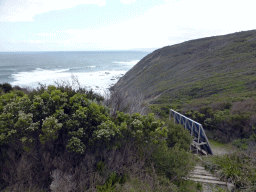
[0,51,148,94]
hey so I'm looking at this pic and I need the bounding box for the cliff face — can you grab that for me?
[113,30,256,105]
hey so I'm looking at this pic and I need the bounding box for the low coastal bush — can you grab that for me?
[184,101,256,142]
[0,83,13,93]
[105,88,148,116]
[203,152,256,191]
[0,85,197,191]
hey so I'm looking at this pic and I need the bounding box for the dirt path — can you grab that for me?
[211,145,229,156]
[209,140,236,156]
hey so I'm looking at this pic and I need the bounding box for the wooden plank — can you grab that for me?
[191,173,213,177]
[189,174,221,180]
[191,143,208,155]
[189,178,227,185]
[195,166,205,170]
[191,171,213,176]
[192,169,211,173]
[193,141,207,146]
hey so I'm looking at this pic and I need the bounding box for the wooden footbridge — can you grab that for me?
[170,110,236,190]
[169,109,213,155]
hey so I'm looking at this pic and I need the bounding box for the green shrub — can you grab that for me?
[204,152,256,190]
[0,86,110,190]
[0,83,12,93]
[0,86,197,191]
[176,180,203,192]
[152,145,195,182]
[97,172,126,192]
[165,119,192,150]
[114,175,178,192]
[232,138,250,150]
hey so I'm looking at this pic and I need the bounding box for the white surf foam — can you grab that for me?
[113,60,139,66]
[11,68,125,95]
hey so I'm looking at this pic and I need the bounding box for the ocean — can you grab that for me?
[0,51,148,94]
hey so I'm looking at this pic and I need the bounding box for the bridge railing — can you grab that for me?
[169,109,213,155]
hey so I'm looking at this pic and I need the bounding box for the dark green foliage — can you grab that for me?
[97,172,127,192]
[152,145,195,181]
[165,119,192,150]
[195,182,203,191]
[232,134,256,150]
[183,101,256,142]
[149,105,171,118]
[114,175,178,192]
[232,138,251,150]
[0,83,13,93]
[204,152,256,190]
[0,85,108,190]
[96,161,105,172]
[152,120,194,182]
[0,86,195,191]
[175,180,203,192]
[27,83,104,103]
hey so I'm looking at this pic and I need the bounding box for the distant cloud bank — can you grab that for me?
[0,0,106,22]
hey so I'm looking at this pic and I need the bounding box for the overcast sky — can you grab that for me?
[0,0,255,52]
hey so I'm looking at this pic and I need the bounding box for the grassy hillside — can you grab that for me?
[113,30,256,141]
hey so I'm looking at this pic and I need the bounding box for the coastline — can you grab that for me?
[0,51,147,94]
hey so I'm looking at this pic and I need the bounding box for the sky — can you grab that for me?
[0,0,255,52]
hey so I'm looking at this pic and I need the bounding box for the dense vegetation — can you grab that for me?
[0,83,199,191]
[203,141,256,191]
[111,30,256,191]
[113,30,256,142]
[182,101,256,142]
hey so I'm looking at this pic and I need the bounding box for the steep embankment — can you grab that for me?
[113,30,256,142]
[114,30,256,105]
